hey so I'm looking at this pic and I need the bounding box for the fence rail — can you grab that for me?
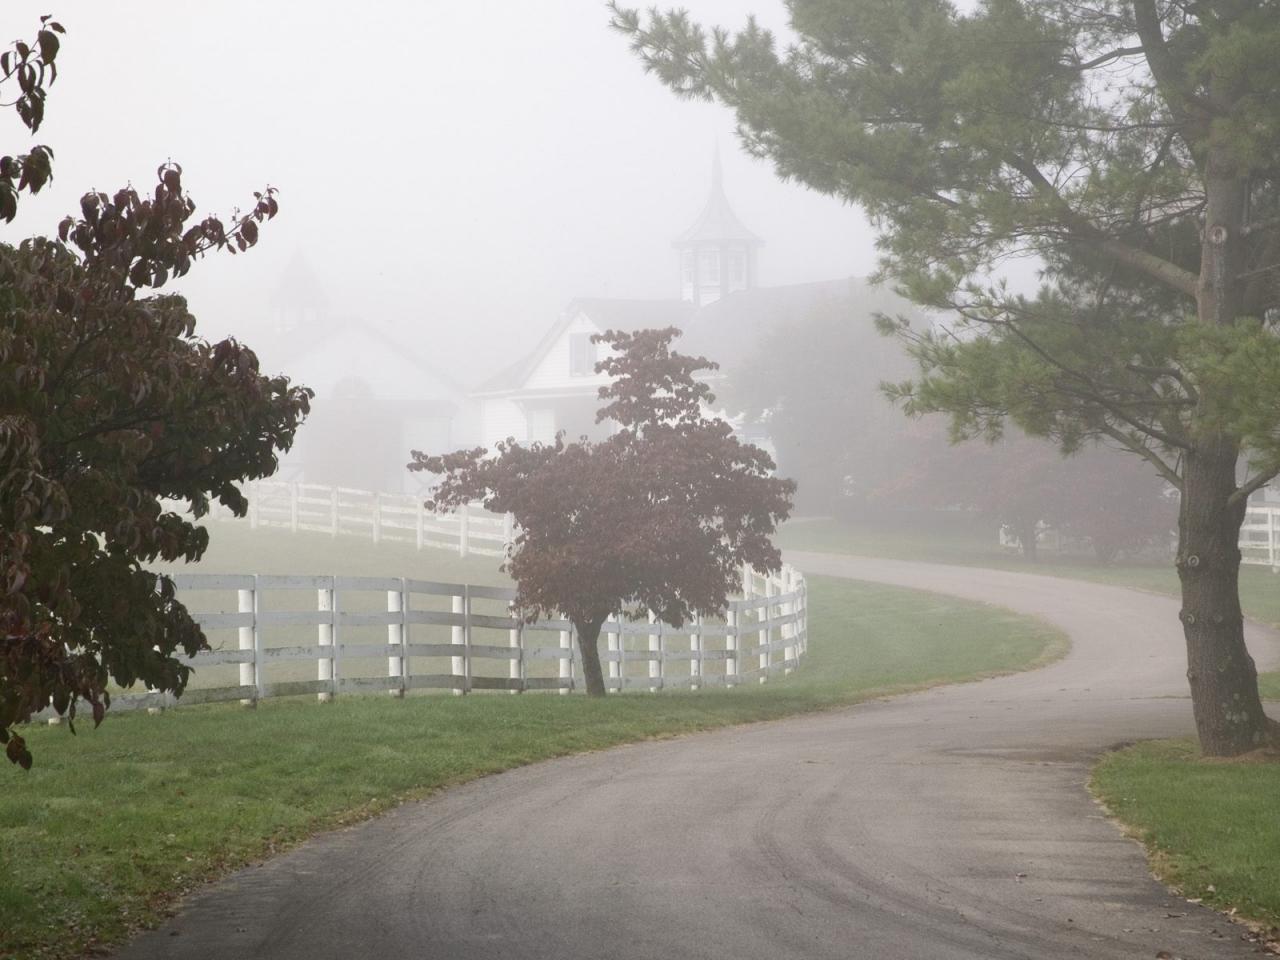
[108,564,807,712]
[210,480,511,558]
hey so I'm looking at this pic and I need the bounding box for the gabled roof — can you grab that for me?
[474,297,695,396]
[283,319,468,401]
[272,249,331,311]
[673,148,762,247]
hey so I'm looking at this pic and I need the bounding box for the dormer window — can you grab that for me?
[700,249,720,284]
[728,250,746,285]
[570,333,597,377]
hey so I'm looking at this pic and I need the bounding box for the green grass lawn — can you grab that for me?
[1092,740,1280,929]
[0,559,1064,960]
[164,516,513,585]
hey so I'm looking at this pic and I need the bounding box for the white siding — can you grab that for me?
[524,312,614,391]
[481,398,527,448]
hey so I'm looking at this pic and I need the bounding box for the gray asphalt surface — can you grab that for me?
[116,553,1280,959]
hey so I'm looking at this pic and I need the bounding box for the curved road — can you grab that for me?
[118,553,1280,959]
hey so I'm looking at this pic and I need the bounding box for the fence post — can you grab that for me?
[559,627,572,694]
[509,606,523,694]
[619,619,628,691]
[317,580,336,702]
[387,583,405,697]
[799,579,808,659]
[726,606,738,687]
[759,575,773,683]
[690,614,701,690]
[607,618,620,693]
[451,591,467,695]
[782,569,796,675]
[459,505,471,558]
[416,500,425,551]
[290,482,299,533]
[648,610,661,692]
[238,580,257,707]
[329,488,339,537]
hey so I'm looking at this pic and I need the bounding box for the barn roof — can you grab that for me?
[473,297,695,395]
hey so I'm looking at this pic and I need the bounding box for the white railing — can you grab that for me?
[1241,505,1280,570]
[210,480,512,558]
[109,564,807,711]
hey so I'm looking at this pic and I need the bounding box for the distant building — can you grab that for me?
[473,298,695,447]
[266,253,472,493]
[265,157,900,494]
[472,153,880,452]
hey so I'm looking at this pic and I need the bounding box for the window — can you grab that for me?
[569,333,597,377]
[700,249,720,284]
[729,250,747,285]
[682,250,696,284]
[528,407,556,444]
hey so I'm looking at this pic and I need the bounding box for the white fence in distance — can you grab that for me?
[113,564,807,711]
[1241,504,1280,570]
[210,480,512,558]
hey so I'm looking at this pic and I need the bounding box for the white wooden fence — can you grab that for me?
[210,480,512,558]
[108,564,807,711]
[1241,504,1280,570]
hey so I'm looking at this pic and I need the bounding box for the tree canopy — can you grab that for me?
[613,0,1280,755]
[1,17,311,768]
[411,327,794,696]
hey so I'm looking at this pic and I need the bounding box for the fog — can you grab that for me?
[5,0,877,383]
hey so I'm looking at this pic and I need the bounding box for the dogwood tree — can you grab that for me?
[1,16,311,768]
[410,327,794,696]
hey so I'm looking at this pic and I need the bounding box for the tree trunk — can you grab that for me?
[1181,142,1275,756]
[1177,439,1272,756]
[575,618,607,698]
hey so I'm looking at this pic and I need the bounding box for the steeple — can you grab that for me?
[673,145,762,306]
[271,248,330,335]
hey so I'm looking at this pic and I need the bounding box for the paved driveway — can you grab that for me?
[116,553,1279,959]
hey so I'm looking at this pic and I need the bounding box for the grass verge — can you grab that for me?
[1,573,1064,960]
[1092,740,1280,932]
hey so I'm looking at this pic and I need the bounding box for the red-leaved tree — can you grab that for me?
[410,327,795,696]
[1,16,312,768]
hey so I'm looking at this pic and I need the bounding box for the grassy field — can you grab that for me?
[1092,740,1280,930]
[0,526,1066,959]
[162,516,513,585]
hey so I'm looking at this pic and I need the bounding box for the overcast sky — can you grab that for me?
[6,1,879,383]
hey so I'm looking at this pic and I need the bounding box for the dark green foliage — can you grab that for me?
[613,0,1280,754]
